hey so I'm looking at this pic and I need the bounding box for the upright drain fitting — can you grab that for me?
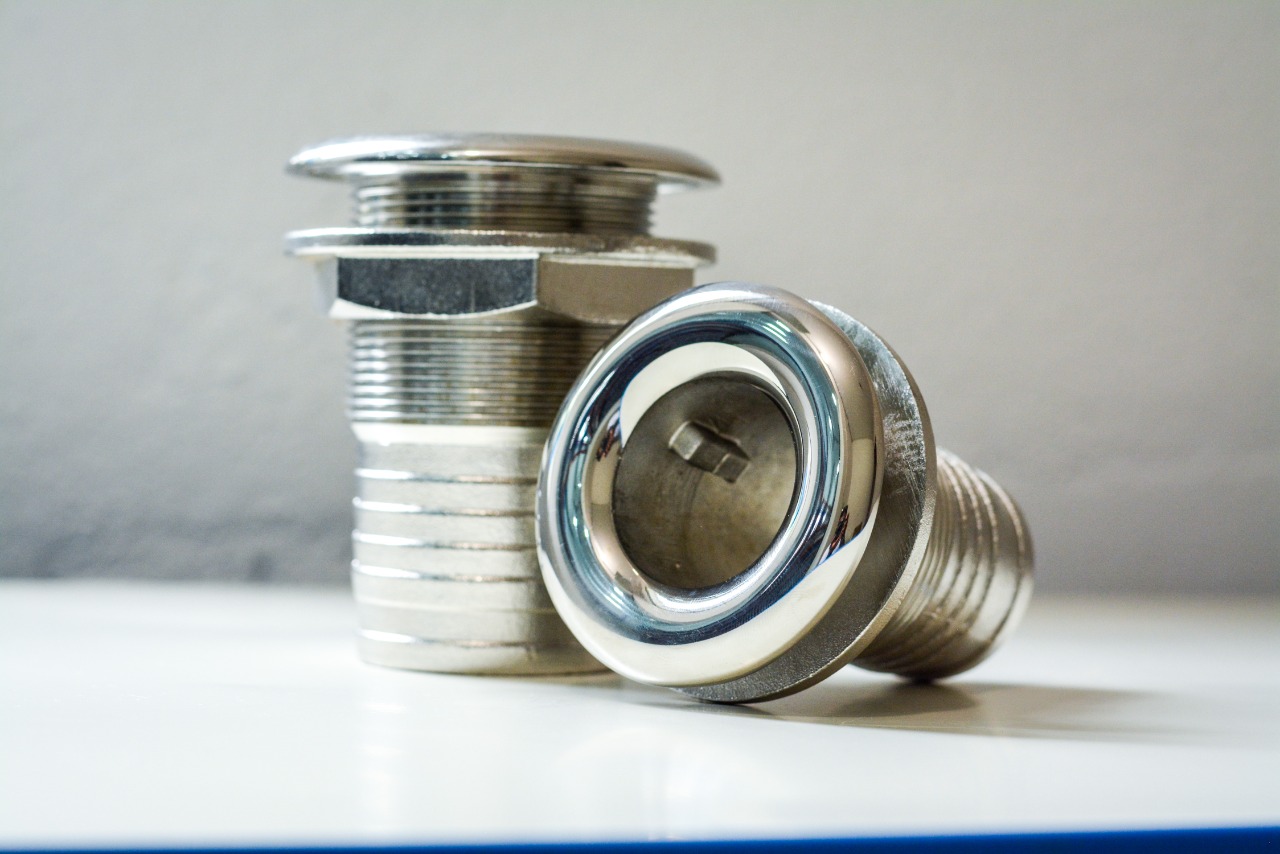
[285,133,717,674]
[538,283,1033,701]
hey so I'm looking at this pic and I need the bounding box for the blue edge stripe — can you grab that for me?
[4,828,1277,854]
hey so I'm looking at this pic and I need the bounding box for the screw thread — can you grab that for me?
[350,170,656,234]
[288,134,715,675]
[854,449,1034,679]
[346,316,616,674]
[348,318,618,427]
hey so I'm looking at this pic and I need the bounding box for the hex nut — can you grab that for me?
[302,253,697,325]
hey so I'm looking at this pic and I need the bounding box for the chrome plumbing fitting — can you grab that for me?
[538,283,1034,702]
[285,133,717,675]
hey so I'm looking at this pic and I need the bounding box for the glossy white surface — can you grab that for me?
[1,581,1276,848]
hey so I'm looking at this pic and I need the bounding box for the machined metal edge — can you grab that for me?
[287,133,720,190]
[284,228,716,265]
[678,306,936,702]
[538,285,890,698]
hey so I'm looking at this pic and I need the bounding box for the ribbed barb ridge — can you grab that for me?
[351,170,657,233]
[348,318,619,427]
[350,440,601,675]
[855,450,1034,679]
[346,316,618,674]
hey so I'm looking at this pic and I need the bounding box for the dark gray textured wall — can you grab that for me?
[1,1,1276,593]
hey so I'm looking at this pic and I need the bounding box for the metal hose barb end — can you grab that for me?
[285,133,717,675]
[538,283,1033,701]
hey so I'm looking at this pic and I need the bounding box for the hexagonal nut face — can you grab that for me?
[312,255,695,325]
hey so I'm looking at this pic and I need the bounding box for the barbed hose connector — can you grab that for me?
[285,134,717,675]
[538,283,1033,701]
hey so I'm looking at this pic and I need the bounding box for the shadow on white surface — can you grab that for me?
[546,673,1238,746]
[754,681,1196,744]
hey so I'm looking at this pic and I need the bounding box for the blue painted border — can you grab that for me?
[4,827,1277,854]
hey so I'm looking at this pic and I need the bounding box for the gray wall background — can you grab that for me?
[1,1,1276,594]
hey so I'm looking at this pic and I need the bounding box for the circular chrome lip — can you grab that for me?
[287,133,721,192]
[578,343,820,627]
[537,283,884,690]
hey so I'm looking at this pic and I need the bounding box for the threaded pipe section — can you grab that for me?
[347,315,616,675]
[854,449,1034,679]
[351,170,656,233]
[349,319,618,427]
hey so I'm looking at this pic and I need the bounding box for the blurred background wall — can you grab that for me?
[1,1,1275,593]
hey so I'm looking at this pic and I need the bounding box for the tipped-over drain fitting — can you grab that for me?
[285,133,718,675]
[538,283,1034,701]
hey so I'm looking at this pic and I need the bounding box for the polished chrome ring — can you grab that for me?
[538,283,882,693]
[538,283,1033,702]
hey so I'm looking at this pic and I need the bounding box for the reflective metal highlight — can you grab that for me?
[286,132,718,674]
[538,283,1033,701]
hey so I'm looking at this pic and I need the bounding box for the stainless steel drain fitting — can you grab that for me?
[538,283,1033,701]
[285,133,717,675]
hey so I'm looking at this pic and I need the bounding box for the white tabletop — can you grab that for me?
[1,581,1276,849]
